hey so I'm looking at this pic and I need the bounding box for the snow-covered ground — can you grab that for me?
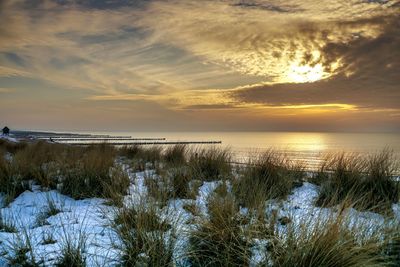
[0,135,18,143]
[0,188,119,266]
[1,162,399,266]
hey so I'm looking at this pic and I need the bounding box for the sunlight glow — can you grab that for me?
[237,103,357,111]
[280,103,357,110]
[286,63,327,83]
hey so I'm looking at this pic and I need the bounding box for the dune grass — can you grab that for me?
[1,139,400,266]
[36,195,62,227]
[232,151,296,209]
[3,228,38,266]
[0,139,27,154]
[145,164,199,207]
[316,150,399,213]
[268,210,396,267]
[384,228,400,266]
[119,145,144,159]
[58,144,130,202]
[55,225,87,267]
[0,211,17,233]
[188,147,232,182]
[143,171,175,208]
[163,144,187,166]
[41,230,57,245]
[120,145,163,171]
[169,167,192,199]
[0,141,130,204]
[113,200,175,266]
[0,151,26,205]
[13,141,63,189]
[188,189,251,267]
[166,165,199,200]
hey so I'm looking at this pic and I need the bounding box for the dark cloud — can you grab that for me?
[231,14,400,110]
[1,52,26,67]
[56,0,150,9]
[231,1,303,13]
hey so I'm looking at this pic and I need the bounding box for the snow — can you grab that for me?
[249,182,400,265]
[1,164,399,266]
[0,135,18,143]
[0,189,120,266]
[393,203,400,221]
[196,181,221,215]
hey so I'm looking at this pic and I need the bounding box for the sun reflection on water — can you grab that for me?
[280,132,327,153]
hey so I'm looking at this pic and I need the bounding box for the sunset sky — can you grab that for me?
[0,0,399,132]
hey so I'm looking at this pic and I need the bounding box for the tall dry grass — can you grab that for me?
[113,200,175,266]
[169,166,193,199]
[1,141,130,204]
[59,144,129,202]
[0,139,27,154]
[188,147,231,182]
[1,141,66,203]
[268,210,397,267]
[233,151,296,209]
[119,145,163,171]
[13,141,62,189]
[144,172,174,208]
[316,150,399,213]
[55,224,87,267]
[163,144,187,166]
[188,190,251,266]
[0,151,22,204]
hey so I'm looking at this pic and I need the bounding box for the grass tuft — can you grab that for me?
[41,230,57,245]
[268,212,396,267]
[59,144,130,202]
[0,152,27,205]
[144,172,173,208]
[114,200,175,266]
[233,151,294,209]
[121,145,163,171]
[169,166,194,199]
[0,211,17,233]
[316,150,399,213]
[163,144,187,166]
[56,225,87,267]
[188,147,231,182]
[188,190,251,266]
[4,228,38,266]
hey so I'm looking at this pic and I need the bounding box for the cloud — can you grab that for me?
[0,66,31,78]
[88,89,237,111]
[0,87,14,93]
[133,0,399,83]
[0,0,261,97]
[0,0,399,131]
[229,14,400,111]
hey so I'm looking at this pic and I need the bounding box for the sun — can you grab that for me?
[286,63,327,83]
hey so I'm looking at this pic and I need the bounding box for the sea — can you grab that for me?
[76,131,400,171]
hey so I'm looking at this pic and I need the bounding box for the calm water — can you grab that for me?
[78,131,400,170]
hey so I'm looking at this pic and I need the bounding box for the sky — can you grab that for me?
[0,0,399,132]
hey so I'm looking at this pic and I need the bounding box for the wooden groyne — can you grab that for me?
[36,135,132,139]
[64,141,222,146]
[42,138,166,141]
[19,131,222,147]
